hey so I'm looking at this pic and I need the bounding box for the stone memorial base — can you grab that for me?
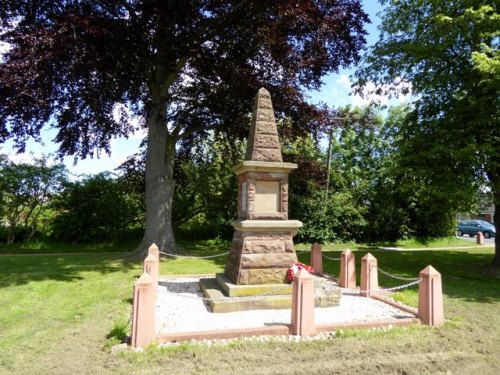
[199,273,341,313]
[225,220,303,285]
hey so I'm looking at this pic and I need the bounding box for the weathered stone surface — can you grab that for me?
[216,273,292,297]
[250,240,286,253]
[233,161,297,175]
[251,148,283,162]
[255,134,280,149]
[239,268,289,285]
[254,120,279,135]
[285,240,295,253]
[245,88,282,162]
[240,253,297,269]
[225,230,299,284]
[258,97,273,110]
[256,109,275,122]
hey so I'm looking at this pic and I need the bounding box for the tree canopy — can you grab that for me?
[0,155,67,243]
[0,0,369,255]
[355,0,499,265]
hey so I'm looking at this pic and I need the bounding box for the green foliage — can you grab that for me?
[293,190,366,243]
[105,317,131,350]
[0,1,370,254]
[50,173,143,243]
[0,155,67,243]
[355,0,500,263]
[173,139,240,240]
[288,106,386,243]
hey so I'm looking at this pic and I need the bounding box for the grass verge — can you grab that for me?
[0,240,139,255]
[0,242,498,375]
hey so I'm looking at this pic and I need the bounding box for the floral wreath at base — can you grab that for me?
[287,262,315,283]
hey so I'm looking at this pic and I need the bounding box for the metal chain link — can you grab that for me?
[375,266,420,282]
[380,279,421,292]
[294,249,341,261]
[322,254,341,261]
[335,279,422,294]
[312,271,421,294]
[159,250,230,259]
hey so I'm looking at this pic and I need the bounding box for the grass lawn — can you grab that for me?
[0,240,140,255]
[0,241,499,374]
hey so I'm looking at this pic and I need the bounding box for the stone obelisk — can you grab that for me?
[225,88,302,285]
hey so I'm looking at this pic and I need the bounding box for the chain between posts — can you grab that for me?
[313,271,420,294]
[322,254,341,261]
[295,249,341,261]
[375,266,420,282]
[321,279,422,294]
[159,250,230,259]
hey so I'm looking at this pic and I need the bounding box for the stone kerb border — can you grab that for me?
[130,244,443,348]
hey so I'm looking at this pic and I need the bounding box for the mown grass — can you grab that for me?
[0,241,498,374]
[0,239,139,254]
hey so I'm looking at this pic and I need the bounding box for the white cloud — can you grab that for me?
[351,77,413,107]
[310,72,413,109]
[335,74,352,90]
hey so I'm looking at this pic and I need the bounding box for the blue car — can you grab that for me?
[457,220,496,239]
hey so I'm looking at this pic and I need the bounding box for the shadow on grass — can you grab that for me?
[1,240,498,305]
[0,252,140,288]
[0,239,229,288]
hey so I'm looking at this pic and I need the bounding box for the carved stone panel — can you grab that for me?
[254,180,280,213]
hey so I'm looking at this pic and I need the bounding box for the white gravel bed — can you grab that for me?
[156,277,414,334]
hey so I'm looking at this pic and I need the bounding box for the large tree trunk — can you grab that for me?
[136,101,178,259]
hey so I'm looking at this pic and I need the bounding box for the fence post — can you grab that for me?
[340,249,356,289]
[310,243,323,274]
[476,231,484,245]
[291,269,316,336]
[148,243,160,260]
[360,253,378,297]
[131,272,156,348]
[144,253,159,300]
[418,265,444,326]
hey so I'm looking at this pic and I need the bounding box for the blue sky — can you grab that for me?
[1,1,409,177]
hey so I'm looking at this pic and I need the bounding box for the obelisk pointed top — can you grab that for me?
[244,88,283,162]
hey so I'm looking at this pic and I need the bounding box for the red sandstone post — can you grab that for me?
[310,243,323,274]
[144,252,159,300]
[144,253,159,285]
[360,253,378,297]
[148,243,160,260]
[340,249,356,289]
[291,268,316,336]
[476,231,484,245]
[131,272,156,348]
[418,265,444,326]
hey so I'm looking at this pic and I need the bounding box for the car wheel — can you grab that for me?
[469,234,475,237]
[457,230,463,236]
[483,231,491,239]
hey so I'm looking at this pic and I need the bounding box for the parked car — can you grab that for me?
[457,220,496,239]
